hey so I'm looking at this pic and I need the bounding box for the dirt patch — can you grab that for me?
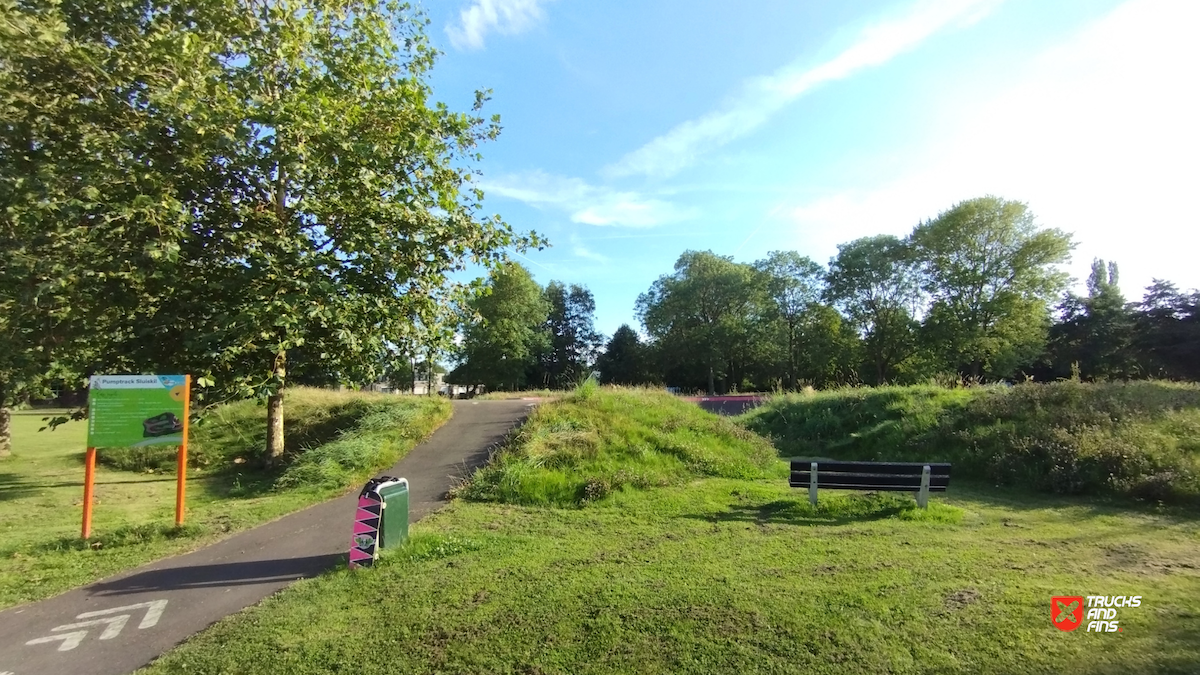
[944,588,981,611]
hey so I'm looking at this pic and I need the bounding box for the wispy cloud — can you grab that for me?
[779,0,1200,292]
[446,0,551,51]
[482,171,697,228]
[570,235,610,263]
[604,0,999,179]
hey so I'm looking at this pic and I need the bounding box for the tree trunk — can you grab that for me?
[266,351,286,461]
[788,322,797,391]
[0,406,11,459]
[707,366,715,396]
[0,380,9,458]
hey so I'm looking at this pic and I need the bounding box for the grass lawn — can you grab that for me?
[140,386,1200,674]
[0,388,450,609]
[141,481,1200,675]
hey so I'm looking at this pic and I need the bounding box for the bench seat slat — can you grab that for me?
[790,460,951,476]
[788,480,949,492]
[790,471,950,488]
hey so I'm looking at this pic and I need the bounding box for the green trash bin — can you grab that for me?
[377,477,409,549]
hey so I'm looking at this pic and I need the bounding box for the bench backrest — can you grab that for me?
[789,460,951,492]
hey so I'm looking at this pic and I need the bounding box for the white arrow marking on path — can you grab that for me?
[52,615,129,640]
[75,599,168,629]
[25,632,88,652]
[24,599,168,652]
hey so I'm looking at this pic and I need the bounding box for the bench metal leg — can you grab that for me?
[917,464,930,509]
[809,462,818,506]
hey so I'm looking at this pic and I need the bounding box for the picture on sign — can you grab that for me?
[88,375,189,448]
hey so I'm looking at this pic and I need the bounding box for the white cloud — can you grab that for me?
[482,171,697,228]
[446,0,551,51]
[604,0,1000,179]
[781,0,1200,296]
[569,235,610,263]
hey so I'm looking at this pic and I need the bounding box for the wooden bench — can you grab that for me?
[789,459,952,508]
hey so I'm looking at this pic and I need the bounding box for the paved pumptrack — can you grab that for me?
[0,400,533,675]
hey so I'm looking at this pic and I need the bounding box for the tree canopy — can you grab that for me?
[0,0,538,457]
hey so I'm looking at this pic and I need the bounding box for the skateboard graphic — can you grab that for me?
[142,412,184,437]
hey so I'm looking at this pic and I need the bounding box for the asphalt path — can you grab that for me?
[0,399,533,675]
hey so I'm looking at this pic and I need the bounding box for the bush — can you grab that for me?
[741,381,1200,505]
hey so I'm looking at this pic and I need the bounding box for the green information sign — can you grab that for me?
[88,375,189,448]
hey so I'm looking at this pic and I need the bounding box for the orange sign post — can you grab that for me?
[175,375,192,526]
[81,447,97,539]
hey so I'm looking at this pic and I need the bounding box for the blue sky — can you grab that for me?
[421,0,1200,338]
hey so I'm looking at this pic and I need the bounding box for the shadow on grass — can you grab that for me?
[943,479,1200,523]
[0,472,181,501]
[2,521,209,557]
[682,493,945,527]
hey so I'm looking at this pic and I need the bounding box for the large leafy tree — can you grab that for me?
[1045,259,1137,380]
[911,196,1072,380]
[532,281,601,389]
[824,235,921,385]
[451,263,548,391]
[637,251,768,395]
[793,303,861,388]
[596,324,654,386]
[754,251,824,390]
[1,0,536,459]
[1132,280,1200,381]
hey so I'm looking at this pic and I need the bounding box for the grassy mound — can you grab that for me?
[98,387,451,492]
[742,381,1200,504]
[460,382,782,506]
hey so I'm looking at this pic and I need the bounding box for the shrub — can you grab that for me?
[742,381,1200,505]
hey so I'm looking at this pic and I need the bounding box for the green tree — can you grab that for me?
[452,263,549,391]
[824,235,921,385]
[1,0,537,459]
[637,251,768,395]
[753,251,824,390]
[1133,280,1200,381]
[793,303,861,388]
[533,281,601,389]
[1046,259,1136,380]
[912,196,1072,379]
[596,324,654,386]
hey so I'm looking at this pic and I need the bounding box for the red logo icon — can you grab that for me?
[1052,596,1084,631]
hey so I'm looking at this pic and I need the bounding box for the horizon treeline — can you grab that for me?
[448,196,1200,394]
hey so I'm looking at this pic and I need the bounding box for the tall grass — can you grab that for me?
[99,387,452,492]
[742,380,1200,505]
[460,383,782,507]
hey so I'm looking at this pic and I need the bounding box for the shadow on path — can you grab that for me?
[90,553,345,597]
